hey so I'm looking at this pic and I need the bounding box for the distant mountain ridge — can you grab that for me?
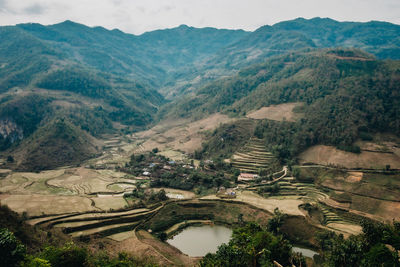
[2,17,399,97]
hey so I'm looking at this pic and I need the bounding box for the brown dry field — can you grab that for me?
[0,166,137,196]
[0,166,147,216]
[299,145,400,169]
[349,195,400,222]
[90,196,128,211]
[0,194,97,216]
[327,223,362,235]
[201,191,304,216]
[246,102,303,122]
[134,113,236,154]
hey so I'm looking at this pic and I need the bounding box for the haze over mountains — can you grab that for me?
[0,17,399,170]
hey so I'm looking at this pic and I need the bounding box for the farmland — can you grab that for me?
[0,113,399,265]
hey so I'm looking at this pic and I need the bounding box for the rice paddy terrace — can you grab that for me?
[231,138,277,174]
[26,205,160,241]
[247,175,360,232]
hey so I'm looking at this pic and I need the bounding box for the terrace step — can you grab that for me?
[49,208,150,225]
[55,212,149,234]
[70,222,139,238]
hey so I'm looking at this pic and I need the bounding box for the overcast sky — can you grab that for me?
[0,0,399,34]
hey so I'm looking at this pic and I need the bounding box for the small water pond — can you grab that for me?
[167,225,232,257]
[292,246,319,258]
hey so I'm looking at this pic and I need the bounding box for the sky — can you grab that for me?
[0,0,399,35]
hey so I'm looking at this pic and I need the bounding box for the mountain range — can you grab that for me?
[0,17,399,169]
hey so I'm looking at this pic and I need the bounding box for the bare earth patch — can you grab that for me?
[135,113,236,154]
[298,145,400,169]
[346,172,363,183]
[246,102,303,122]
[151,188,195,199]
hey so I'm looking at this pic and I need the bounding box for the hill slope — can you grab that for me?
[166,49,400,160]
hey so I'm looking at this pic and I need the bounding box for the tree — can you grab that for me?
[6,155,14,163]
[21,256,51,267]
[267,208,285,234]
[0,228,26,267]
[364,243,399,267]
[201,222,296,267]
[40,242,88,267]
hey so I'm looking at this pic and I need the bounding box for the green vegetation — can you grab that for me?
[1,19,400,170]
[200,222,304,267]
[201,217,400,267]
[195,119,255,159]
[120,152,236,191]
[0,228,26,267]
[316,220,400,266]
[15,119,98,171]
[174,49,400,161]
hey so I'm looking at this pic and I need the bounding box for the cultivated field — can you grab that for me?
[201,191,304,216]
[231,137,277,173]
[298,145,400,169]
[0,194,96,216]
[0,165,149,215]
[246,102,303,122]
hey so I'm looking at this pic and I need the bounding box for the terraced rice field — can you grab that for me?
[231,138,276,173]
[28,206,159,239]
[261,178,360,231]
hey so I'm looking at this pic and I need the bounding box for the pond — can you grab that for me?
[292,246,319,258]
[167,225,232,257]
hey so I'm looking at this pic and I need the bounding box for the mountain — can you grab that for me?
[14,21,249,87]
[0,18,399,169]
[6,18,400,98]
[0,21,248,169]
[169,17,400,97]
[164,48,400,160]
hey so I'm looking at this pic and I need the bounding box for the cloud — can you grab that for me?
[0,0,8,13]
[23,3,45,15]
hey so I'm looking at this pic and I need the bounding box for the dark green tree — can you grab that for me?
[0,228,26,267]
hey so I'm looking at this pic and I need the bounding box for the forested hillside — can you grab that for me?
[172,49,400,160]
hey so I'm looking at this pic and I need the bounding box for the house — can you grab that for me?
[217,187,236,199]
[163,165,172,170]
[149,163,157,168]
[168,160,176,165]
[182,165,194,169]
[142,171,151,176]
[238,173,259,182]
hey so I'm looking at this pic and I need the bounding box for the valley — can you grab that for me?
[0,17,399,266]
[2,110,399,265]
